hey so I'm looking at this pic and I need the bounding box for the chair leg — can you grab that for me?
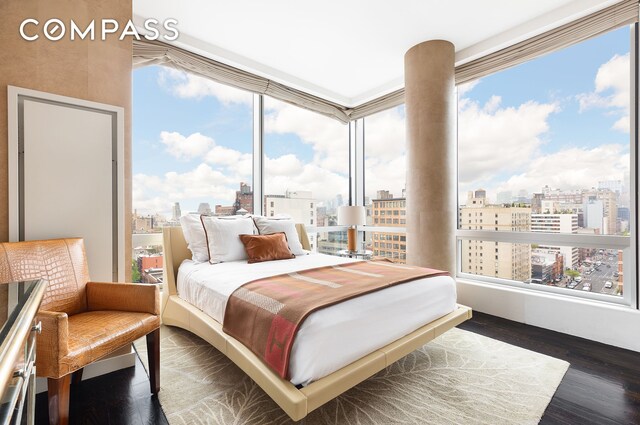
[146,328,160,394]
[48,375,71,425]
[72,368,83,385]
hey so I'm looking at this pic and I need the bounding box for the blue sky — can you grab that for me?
[133,26,631,216]
[457,25,631,203]
[133,69,253,177]
[467,26,629,153]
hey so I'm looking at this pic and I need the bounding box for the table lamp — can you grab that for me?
[338,206,366,252]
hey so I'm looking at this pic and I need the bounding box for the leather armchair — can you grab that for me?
[0,238,160,425]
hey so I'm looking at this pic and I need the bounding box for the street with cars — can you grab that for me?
[555,250,620,296]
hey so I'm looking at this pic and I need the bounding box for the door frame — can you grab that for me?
[7,85,125,281]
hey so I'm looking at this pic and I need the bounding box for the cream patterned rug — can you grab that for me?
[135,325,568,425]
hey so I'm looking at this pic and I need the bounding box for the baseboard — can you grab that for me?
[35,345,137,393]
[457,278,640,352]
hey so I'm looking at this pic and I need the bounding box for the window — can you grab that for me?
[131,24,635,298]
[263,97,349,253]
[364,106,407,262]
[132,65,253,281]
[457,26,634,302]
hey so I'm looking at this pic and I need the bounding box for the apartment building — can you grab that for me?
[531,214,579,268]
[264,190,316,249]
[460,191,531,281]
[371,196,407,262]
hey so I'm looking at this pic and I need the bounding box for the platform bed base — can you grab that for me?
[162,294,472,421]
[161,225,472,421]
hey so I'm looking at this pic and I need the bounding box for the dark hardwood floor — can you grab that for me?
[458,312,640,425]
[35,357,168,425]
[34,312,640,424]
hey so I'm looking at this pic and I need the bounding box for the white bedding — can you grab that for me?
[177,253,457,386]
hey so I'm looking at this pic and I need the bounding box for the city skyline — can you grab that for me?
[132,181,625,297]
[459,188,624,296]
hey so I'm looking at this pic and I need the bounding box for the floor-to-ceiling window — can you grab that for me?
[363,106,408,262]
[263,97,350,253]
[457,25,634,303]
[131,26,636,302]
[131,65,253,281]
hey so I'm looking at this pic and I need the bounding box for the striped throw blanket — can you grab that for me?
[222,260,449,379]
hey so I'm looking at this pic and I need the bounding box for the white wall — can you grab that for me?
[457,278,640,352]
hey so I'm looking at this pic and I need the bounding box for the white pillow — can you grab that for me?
[179,214,209,263]
[202,216,255,263]
[252,216,306,256]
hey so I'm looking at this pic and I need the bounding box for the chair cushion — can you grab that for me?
[56,311,159,376]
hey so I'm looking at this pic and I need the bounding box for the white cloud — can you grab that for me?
[264,159,349,202]
[160,131,214,160]
[264,97,349,174]
[256,98,406,202]
[135,129,254,215]
[459,54,631,202]
[613,115,629,133]
[458,96,559,185]
[457,80,479,98]
[492,144,629,196]
[359,106,408,198]
[158,67,252,105]
[138,69,400,213]
[205,145,252,178]
[264,154,304,176]
[261,100,406,200]
[260,97,353,201]
[133,163,239,215]
[577,53,630,132]
[159,130,252,178]
[363,106,406,160]
[134,155,351,215]
[593,54,629,109]
[142,52,628,217]
[365,155,407,199]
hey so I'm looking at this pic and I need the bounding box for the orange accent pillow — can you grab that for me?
[239,232,295,264]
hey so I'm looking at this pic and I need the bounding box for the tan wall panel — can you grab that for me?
[0,0,132,279]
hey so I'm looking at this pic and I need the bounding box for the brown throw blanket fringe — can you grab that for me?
[223,260,448,379]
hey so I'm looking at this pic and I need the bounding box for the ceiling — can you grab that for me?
[133,0,620,106]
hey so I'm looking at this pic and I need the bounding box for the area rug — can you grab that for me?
[135,325,568,425]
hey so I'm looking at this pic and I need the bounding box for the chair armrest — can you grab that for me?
[36,310,69,361]
[86,282,160,315]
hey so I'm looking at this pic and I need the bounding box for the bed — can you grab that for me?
[161,225,472,421]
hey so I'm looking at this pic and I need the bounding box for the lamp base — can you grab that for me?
[347,227,357,252]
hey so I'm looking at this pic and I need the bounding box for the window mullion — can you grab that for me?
[456,229,630,250]
[252,94,263,216]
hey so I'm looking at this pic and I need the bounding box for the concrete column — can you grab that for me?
[404,40,456,273]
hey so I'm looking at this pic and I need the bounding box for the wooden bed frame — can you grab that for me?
[161,225,472,421]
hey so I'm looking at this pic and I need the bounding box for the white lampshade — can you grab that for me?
[337,206,366,226]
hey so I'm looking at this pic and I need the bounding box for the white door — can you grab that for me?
[8,87,124,282]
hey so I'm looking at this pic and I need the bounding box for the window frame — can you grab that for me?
[133,24,638,306]
[454,24,638,308]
